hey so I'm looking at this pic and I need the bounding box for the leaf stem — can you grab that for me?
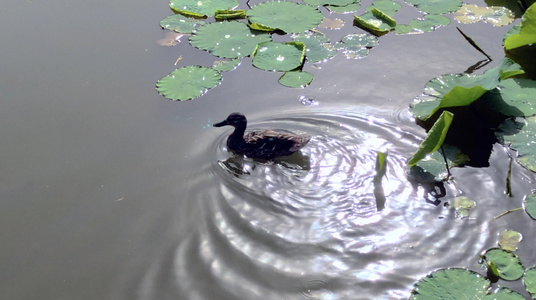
[492,207,523,221]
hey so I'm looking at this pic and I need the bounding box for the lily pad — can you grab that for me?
[410,268,490,300]
[303,0,355,7]
[334,33,378,59]
[365,0,402,15]
[483,287,526,300]
[354,5,398,36]
[214,9,246,20]
[523,192,536,219]
[247,1,324,34]
[292,32,337,63]
[408,111,454,166]
[481,248,524,281]
[156,66,222,101]
[189,22,271,59]
[451,196,476,218]
[498,116,536,172]
[252,41,306,72]
[169,0,238,18]
[405,0,462,14]
[326,3,361,13]
[409,15,451,33]
[160,14,206,33]
[524,266,536,298]
[212,59,241,72]
[498,230,522,251]
[504,3,536,50]
[454,4,515,27]
[278,71,314,87]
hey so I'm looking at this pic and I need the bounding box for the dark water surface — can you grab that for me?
[1,0,535,299]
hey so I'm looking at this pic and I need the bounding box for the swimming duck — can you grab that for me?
[213,112,311,160]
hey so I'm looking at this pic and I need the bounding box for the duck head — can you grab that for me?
[213,112,247,128]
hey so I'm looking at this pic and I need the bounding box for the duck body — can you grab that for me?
[214,113,310,160]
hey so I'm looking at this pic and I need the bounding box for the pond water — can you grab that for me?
[1,0,535,299]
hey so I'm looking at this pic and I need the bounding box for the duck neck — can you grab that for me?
[229,124,246,145]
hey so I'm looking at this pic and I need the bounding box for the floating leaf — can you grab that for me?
[212,59,241,72]
[410,144,468,181]
[214,9,246,20]
[189,22,271,58]
[410,268,490,300]
[160,14,206,33]
[523,192,536,219]
[498,116,536,171]
[169,0,238,18]
[451,196,476,218]
[334,33,379,59]
[326,3,361,13]
[156,66,222,101]
[405,0,462,14]
[278,71,314,87]
[498,230,522,251]
[318,18,345,30]
[454,4,515,27]
[524,266,536,298]
[497,78,536,116]
[252,41,306,72]
[481,248,524,281]
[354,12,393,36]
[483,287,526,300]
[247,2,324,34]
[408,111,454,166]
[409,15,450,33]
[504,3,536,50]
[293,32,337,62]
[303,0,355,6]
[365,0,401,15]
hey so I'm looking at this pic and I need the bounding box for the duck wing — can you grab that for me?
[245,130,311,155]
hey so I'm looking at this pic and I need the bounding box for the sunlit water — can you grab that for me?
[130,107,536,299]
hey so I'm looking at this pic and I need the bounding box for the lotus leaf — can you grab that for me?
[214,9,246,20]
[504,3,536,50]
[408,111,453,166]
[497,117,536,172]
[454,4,514,27]
[497,78,536,116]
[525,192,536,219]
[303,0,355,7]
[160,14,205,33]
[410,144,468,181]
[409,15,450,33]
[481,248,524,281]
[156,66,222,101]
[169,0,238,18]
[212,59,241,72]
[365,0,401,15]
[247,2,324,33]
[278,71,314,87]
[524,266,536,298]
[354,11,394,36]
[189,22,271,59]
[405,0,462,14]
[410,268,490,300]
[326,3,361,13]
[482,287,526,300]
[252,42,306,72]
[334,33,378,59]
[293,32,337,62]
[498,230,522,251]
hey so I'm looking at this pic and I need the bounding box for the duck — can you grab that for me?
[213,112,311,160]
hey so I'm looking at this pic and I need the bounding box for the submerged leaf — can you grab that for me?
[252,41,306,72]
[156,66,222,101]
[247,2,324,33]
[169,0,238,18]
[408,111,454,166]
[481,248,524,281]
[410,268,490,300]
[278,71,314,87]
[451,196,476,218]
[189,22,271,59]
[498,230,522,251]
[454,4,515,27]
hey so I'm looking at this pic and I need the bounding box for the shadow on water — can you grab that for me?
[129,107,534,299]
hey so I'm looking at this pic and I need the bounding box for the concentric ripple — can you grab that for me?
[135,108,504,300]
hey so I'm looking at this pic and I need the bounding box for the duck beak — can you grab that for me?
[213,120,228,127]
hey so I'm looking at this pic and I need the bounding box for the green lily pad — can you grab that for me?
[212,58,241,72]
[278,71,314,87]
[214,9,246,20]
[410,268,490,300]
[326,3,361,13]
[189,22,271,59]
[524,266,536,298]
[247,1,324,34]
[252,41,306,72]
[156,66,222,101]
[160,14,206,33]
[454,4,515,27]
[504,3,536,50]
[498,116,536,172]
[523,192,536,219]
[365,0,402,15]
[292,32,337,63]
[409,144,468,181]
[481,248,524,281]
[354,6,398,36]
[405,0,462,14]
[409,15,450,33]
[498,230,522,251]
[451,196,476,218]
[303,0,355,7]
[169,0,238,18]
[334,33,378,59]
[497,78,536,116]
[408,111,454,166]
[483,287,526,300]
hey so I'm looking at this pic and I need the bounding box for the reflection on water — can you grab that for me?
[135,108,533,299]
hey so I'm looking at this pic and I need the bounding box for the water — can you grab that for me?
[1,0,535,299]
